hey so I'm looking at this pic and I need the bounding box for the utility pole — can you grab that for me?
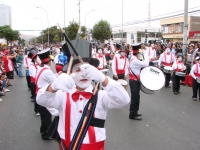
[183,0,188,63]
[78,0,81,26]
[64,0,65,30]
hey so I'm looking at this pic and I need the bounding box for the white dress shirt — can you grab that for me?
[36,77,130,143]
[172,61,186,71]
[190,63,200,79]
[95,54,107,69]
[112,54,128,76]
[147,47,156,59]
[158,52,175,66]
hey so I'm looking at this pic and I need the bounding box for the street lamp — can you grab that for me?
[85,10,95,41]
[122,0,124,43]
[85,10,95,28]
[34,18,43,49]
[36,7,49,46]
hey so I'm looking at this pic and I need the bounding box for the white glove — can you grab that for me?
[80,64,106,83]
[51,73,75,92]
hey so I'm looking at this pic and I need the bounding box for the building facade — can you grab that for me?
[160,16,200,43]
[0,4,12,27]
[111,26,161,44]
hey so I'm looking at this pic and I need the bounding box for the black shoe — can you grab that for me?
[136,113,142,116]
[177,91,180,94]
[129,115,142,120]
[165,85,171,88]
[174,92,178,95]
[30,96,34,99]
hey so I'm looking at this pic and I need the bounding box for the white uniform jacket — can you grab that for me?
[112,54,128,76]
[36,77,130,143]
[172,60,186,72]
[190,63,200,80]
[129,50,149,79]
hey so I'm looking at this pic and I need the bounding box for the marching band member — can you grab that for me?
[129,43,149,120]
[158,48,175,88]
[104,44,111,66]
[36,49,59,140]
[114,43,121,54]
[36,53,130,149]
[172,54,186,95]
[28,49,41,115]
[112,45,128,80]
[95,47,107,70]
[23,49,32,91]
[92,44,97,58]
[147,43,158,66]
[190,56,200,101]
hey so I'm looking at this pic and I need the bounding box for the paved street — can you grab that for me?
[0,65,200,150]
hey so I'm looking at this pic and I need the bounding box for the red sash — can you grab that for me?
[35,68,48,94]
[128,58,140,80]
[115,56,126,74]
[194,64,200,77]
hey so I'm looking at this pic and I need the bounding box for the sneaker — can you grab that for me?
[5,89,10,92]
[35,112,40,116]
[169,81,172,83]
[0,98,2,102]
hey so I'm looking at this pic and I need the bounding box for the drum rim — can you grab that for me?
[140,66,165,91]
[117,79,128,85]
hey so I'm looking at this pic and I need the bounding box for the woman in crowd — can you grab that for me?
[16,49,24,77]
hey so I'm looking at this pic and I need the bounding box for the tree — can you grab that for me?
[65,20,79,40]
[92,20,112,43]
[18,37,26,46]
[0,25,19,44]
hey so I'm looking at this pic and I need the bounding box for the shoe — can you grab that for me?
[0,98,2,102]
[8,84,12,86]
[169,81,172,83]
[165,85,171,88]
[193,97,197,101]
[31,99,34,102]
[5,89,10,92]
[174,92,178,95]
[30,96,34,99]
[0,94,5,96]
[28,88,31,91]
[177,91,180,94]
[136,113,142,116]
[35,112,40,116]
[129,115,142,120]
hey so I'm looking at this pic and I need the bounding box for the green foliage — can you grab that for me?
[0,25,19,42]
[80,26,86,39]
[18,37,25,45]
[65,20,79,40]
[92,20,112,43]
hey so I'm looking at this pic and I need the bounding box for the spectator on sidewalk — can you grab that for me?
[16,49,24,77]
[2,50,16,86]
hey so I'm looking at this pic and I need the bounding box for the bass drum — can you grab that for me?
[140,66,165,94]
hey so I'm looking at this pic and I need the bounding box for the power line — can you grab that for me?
[111,9,200,28]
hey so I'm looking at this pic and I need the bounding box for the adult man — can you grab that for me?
[36,48,58,140]
[2,50,17,86]
[28,50,40,115]
[36,48,130,149]
[158,48,175,88]
[129,43,149,120]
[112,45,128,80]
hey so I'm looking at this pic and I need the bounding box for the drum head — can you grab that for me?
[140,66,165,91]
[164,66,173,70]
[117,79,128,85]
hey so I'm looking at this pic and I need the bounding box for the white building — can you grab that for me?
[112,26,161,44]
[0,4,12,27]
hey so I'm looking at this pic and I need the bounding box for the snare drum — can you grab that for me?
[163,66,173,74]
[100,69,109,73]
[175,72,186,77]
[117,79,128,90]
[140,66,165,94]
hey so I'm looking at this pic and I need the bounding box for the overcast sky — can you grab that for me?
[0,0,199,36]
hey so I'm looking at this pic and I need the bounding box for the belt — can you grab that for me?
[56,64,64,66]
